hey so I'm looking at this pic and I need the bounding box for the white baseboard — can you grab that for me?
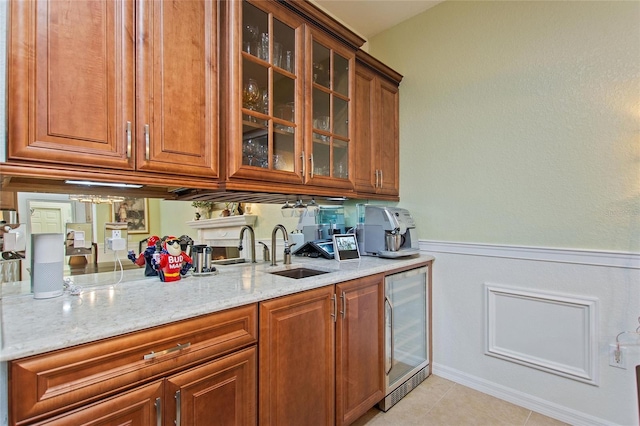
[419,240,640,269]
[432,364,612,426]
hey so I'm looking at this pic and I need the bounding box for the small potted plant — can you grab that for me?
[191,201,215,219]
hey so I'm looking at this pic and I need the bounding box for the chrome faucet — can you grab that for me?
[238,225,257,263]
[271,224,291,266]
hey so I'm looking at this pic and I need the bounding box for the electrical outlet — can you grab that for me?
[609,344,627,369]
[112,229,122,239]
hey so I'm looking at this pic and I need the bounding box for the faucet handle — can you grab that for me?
[285,242,297,254]
[258,242,270,262]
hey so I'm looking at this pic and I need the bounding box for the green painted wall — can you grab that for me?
[368,1,639,252]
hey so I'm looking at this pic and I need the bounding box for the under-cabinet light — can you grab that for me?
[65,180,143,189]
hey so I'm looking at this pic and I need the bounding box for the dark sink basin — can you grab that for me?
[269,267,330,279]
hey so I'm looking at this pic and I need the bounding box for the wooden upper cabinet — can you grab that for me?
[136,0,218,177]
[8,0,135,169]
[222,0,306,186]
[353,65,377,194]
[376,79,400,196]
[354,53,402,199]
[304,28,355,190]
[8,0,218,178]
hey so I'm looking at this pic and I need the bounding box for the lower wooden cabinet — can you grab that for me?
[10,305,257,425]
[259,276,384,426]
[166,346,257,426]
[34,347,256,426]
[336,275,385,425]
[33,381,164,426]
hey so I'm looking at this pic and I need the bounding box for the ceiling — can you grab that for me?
[313,0,444,40]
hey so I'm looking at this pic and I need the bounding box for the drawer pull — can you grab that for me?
[143,342,191,360]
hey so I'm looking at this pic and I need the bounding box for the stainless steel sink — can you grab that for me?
[269,267,330,279]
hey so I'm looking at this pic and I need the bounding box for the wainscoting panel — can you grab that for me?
[485,284,598,385]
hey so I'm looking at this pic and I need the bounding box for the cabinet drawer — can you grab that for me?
[10,304,257,425]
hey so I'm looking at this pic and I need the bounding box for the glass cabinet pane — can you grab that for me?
[312,41,330,88]
[242,2,267,59]
[313,134,330,177]
[333,139,349,179]
[242,60,268,114]
[242,115,268,167]
[313,88,330,123]
[334,54,349,96]
[333,97,348,137]
[273,19,294,73]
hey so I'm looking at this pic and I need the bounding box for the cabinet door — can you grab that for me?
[224,0,305,185]
[375,79,400,196]
[336,275,384,426]
[8,0,135,170]
[259,286,335,425]
[35,381,163,426]
[137,0,218,177]
[305,28,355,190]
[353,60,400,199]
[353,64,377,194]
[166,347,257,426]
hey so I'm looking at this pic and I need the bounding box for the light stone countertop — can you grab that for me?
[0,254,434,361]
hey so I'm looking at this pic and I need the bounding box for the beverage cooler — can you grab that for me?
[379,266,430,411]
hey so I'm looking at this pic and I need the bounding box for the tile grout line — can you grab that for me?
[422,381,459,416]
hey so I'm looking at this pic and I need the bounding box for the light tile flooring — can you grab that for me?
[352,375,570,426]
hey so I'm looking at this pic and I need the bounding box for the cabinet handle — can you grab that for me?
[380,170,384,189]
[144,124,150,160]
[126,121,132,158]
[331,294,337,322]
[301,150,306,179]
[310,154,315,179]
[375,169,379,188]
[385,296,394,375]
[175,390,181,426]
[154,397,162,426]
[340,291,346,318]
[143,342,191,360]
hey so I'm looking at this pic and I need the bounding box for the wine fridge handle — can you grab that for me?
[385,296,394,375]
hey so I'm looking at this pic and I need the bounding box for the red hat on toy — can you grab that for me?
[147,236,160,247]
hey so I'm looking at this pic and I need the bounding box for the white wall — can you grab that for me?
[369,1,640,424]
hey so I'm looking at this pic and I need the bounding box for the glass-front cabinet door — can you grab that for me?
[226,1,304,184]
[304,28,355,189]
